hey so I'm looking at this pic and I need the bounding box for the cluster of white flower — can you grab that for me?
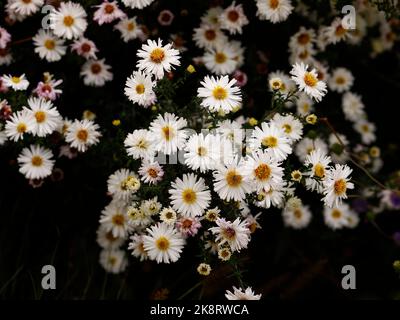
[0,72,101,182]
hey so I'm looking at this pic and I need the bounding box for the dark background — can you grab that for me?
[1,0,400,299]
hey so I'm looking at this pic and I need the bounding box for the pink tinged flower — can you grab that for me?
[176,217,202,237]
[0,99,12,120]
[158,10,174,26]
[93,1,126,25]
[0,27,11,49]
[71,38,99,60]
[34,79,63,101]
[59,145,78,159]
[233,70,248,87]
[0,77,9,93]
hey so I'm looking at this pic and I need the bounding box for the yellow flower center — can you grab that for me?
[150,48,165,63]
[162,126,174,141]
[283,124,292,133]
[336,76,345,85]
[197,146,207,156]
[294,209,303,219]
[215,52,227,64]
[112,213,125,226]
[147,168,158,178]
[270,0,280,9]
[11,76,21,84]
[135,84,145,94]
[314,163,325,178]
[31,156,43,167]
[63,15,75,27]
[331,209,342,219]
[226,170,242,187]
[262,136,278,148]
[182,189,197,204]
[254,163,271,181]
[155,236,170,251]
[212,86,227,100]
[44,39,55,50]
[127,22,135,31]
[334,179,347,195]
[304,72,318,87]
[335,25,346,37]
[35,111,46,123]
[136,139,148,149]
[17,123,27,133]
[77,129,88,142]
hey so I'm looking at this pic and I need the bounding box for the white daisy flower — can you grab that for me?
[324,204,353,230]
[290,62,327,102]
[138,159,164,185]
[295,137,329,162]
[71,37,98,60]
[268,70,296,96]
[328,68,354,93]
[213,157,252,202]
[250,121,292,161]
[0,48,13,66]
[272,113,303,142]
[93,1,126,25]
[282,201,312,229]
[143,222,186,264]
[304,148,332,193]
[322,164,354,208]
[149,112,188,155]
[225,286,262,300]
[215,119,244,149]
[124,129,155,160]
[99,249,128,274]
[184,133,224,172]
[193,24,227,50]
[100,200,131,238]
[354,119,376,145]
[80,59,113,87]
[124,71,156,107]
[137,38,181,80]
[209,217,251,252]
[169,173,211,217]
[203,42,238,75]
[128,234,148,261]
[219,1,249,35]
[2,74,29,91]
[255,0,293,24]
[65,119,101,152]
[32,29,66,62]
[342,92,365,122]
[254,181,286,209]
[243,150,284,192]
[107,169,140,201]
[114,17,144,42]
[296,92,314,116]
[121,0,155,10]
[17,144,55,180]
[0,27,12,49]
[49,2,88,40]
[201,6,223,27]
[24,97,62,137]
[8,0,44,17]
[159,207,177,225]
[323,18,353,45]
[96,224,125,250]
[289,27,316,54]
[197,75,242,114]
[5,110,35,141]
